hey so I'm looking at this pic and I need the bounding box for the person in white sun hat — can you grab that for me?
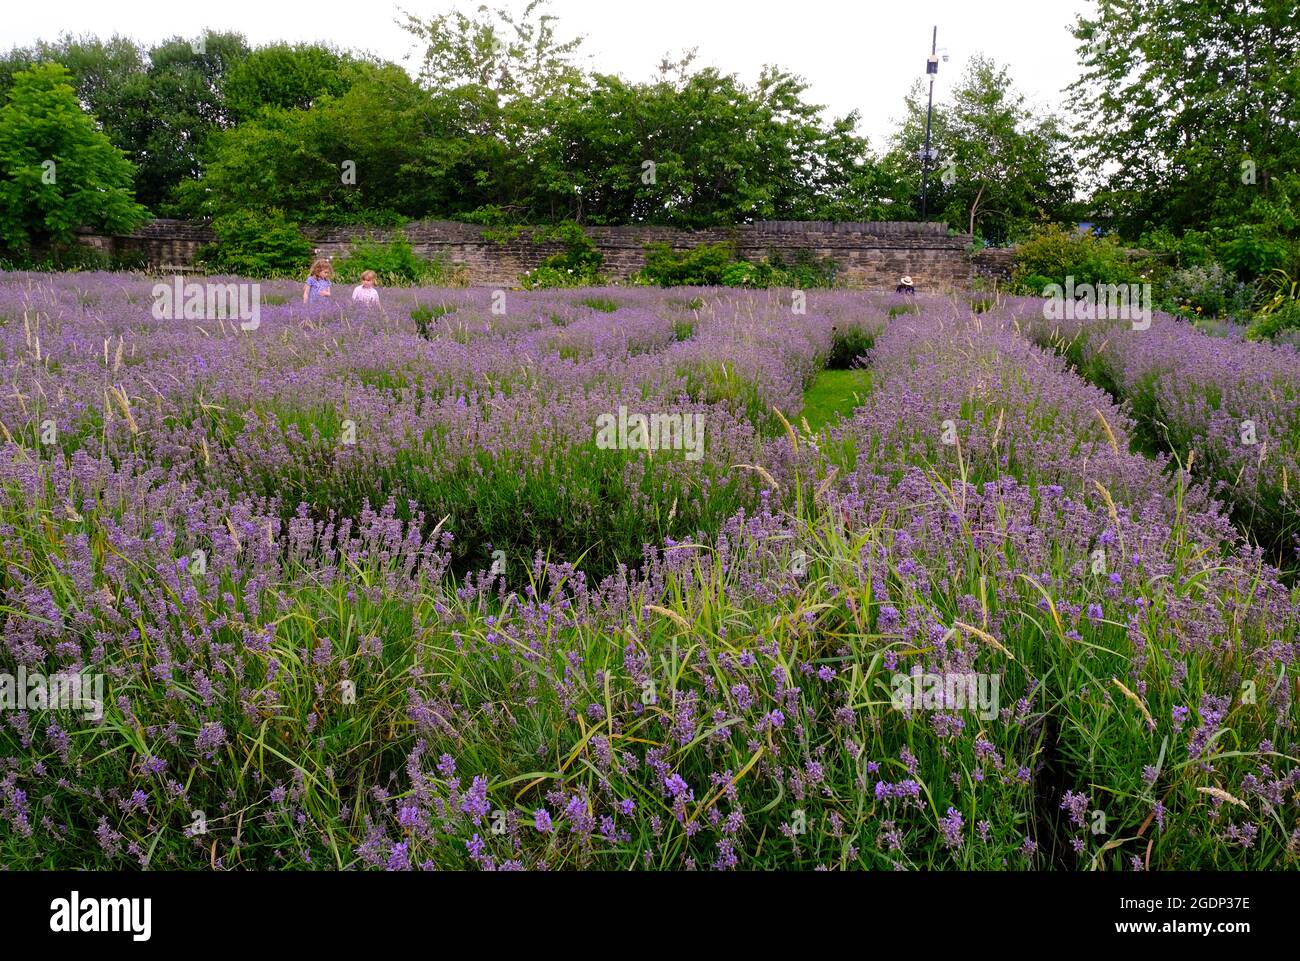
[896,275,916,295]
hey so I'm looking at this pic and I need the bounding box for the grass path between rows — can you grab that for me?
[800,368,872,432]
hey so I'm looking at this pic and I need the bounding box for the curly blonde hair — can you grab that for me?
[308,258,333,279]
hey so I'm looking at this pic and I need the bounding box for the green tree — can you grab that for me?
[0,62,147,255]
[401,9,894,229]
[0,34,145,113]
[1069,0,1300,238]
[397,0,587,222]
[181,63,457,223]
[537,64,890,226]
[116,34,249,212]
[884,56,1075,243]
[399,0,585,104]
[223,43,356,122]
[0,32,249,212]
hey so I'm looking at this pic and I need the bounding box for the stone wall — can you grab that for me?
[76,219,217,269]
[971,246,1017,285]
[76,219,993,289]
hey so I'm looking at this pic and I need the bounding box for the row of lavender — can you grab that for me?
[0,274,1296,869]
[796,306,1296,867]
[1013,299,1300,561]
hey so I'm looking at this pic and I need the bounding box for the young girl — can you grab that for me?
[351,270,380,304]
[303,259,333,303]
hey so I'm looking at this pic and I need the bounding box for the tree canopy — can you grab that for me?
[0,0,1295,273]
[0,62,147,254]
[1069,0,1300,239]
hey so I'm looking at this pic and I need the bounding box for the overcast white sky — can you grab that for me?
[8,0,1095,147]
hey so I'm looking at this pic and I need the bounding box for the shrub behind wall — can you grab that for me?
[196,209,314,277]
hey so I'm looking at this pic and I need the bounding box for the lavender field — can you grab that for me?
[0,271,1297,870]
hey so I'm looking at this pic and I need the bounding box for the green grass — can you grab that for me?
[801,369,872,432]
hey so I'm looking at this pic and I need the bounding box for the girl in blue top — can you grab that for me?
[303,259,333,303]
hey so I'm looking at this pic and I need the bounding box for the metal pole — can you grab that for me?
[920,25,937,220]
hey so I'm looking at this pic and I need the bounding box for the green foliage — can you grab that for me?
[768,249,840,288]
[0,244,147,273]
[1138,219,1300,312]
[1014,273,1056,295]
[332,237,446,286]
[396,4,892,226]
[121,35,250,214]
[638,242,736,286]
[1158,263,1256,321]
[719,261,762,286]
[479,222,525,244]
[826,324,876,369]
[637,241,839,288]
[883,55,1076,242]
[0,32,249,213]
[179,63,452,224]
[1215,225,1294,279]
[399,0,585,104]
[1070,2,1300,241]
[1246,269,1300,340]
[519,265,584,289]
[1135,227,1216,270]
[196,208,313,277]
[535,221,603,273]
[6,2,1293,261]
[577,295,619,312]
[223,43,355,122]
[1010,224,1140,292]
[520,221,604,288]
[0,34,144,104]
[535,62,890,227]
[673,358,770,426]
[0,62,148,256]
[1246,299,1300,341]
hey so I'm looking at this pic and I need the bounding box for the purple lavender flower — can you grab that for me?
[939,806,964,848]
[664,774,690,799]
[195,722,227,758]
[459,775,490,822]
[1060,790,1090,828]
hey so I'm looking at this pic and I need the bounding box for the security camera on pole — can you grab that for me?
[919,26,940,220]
